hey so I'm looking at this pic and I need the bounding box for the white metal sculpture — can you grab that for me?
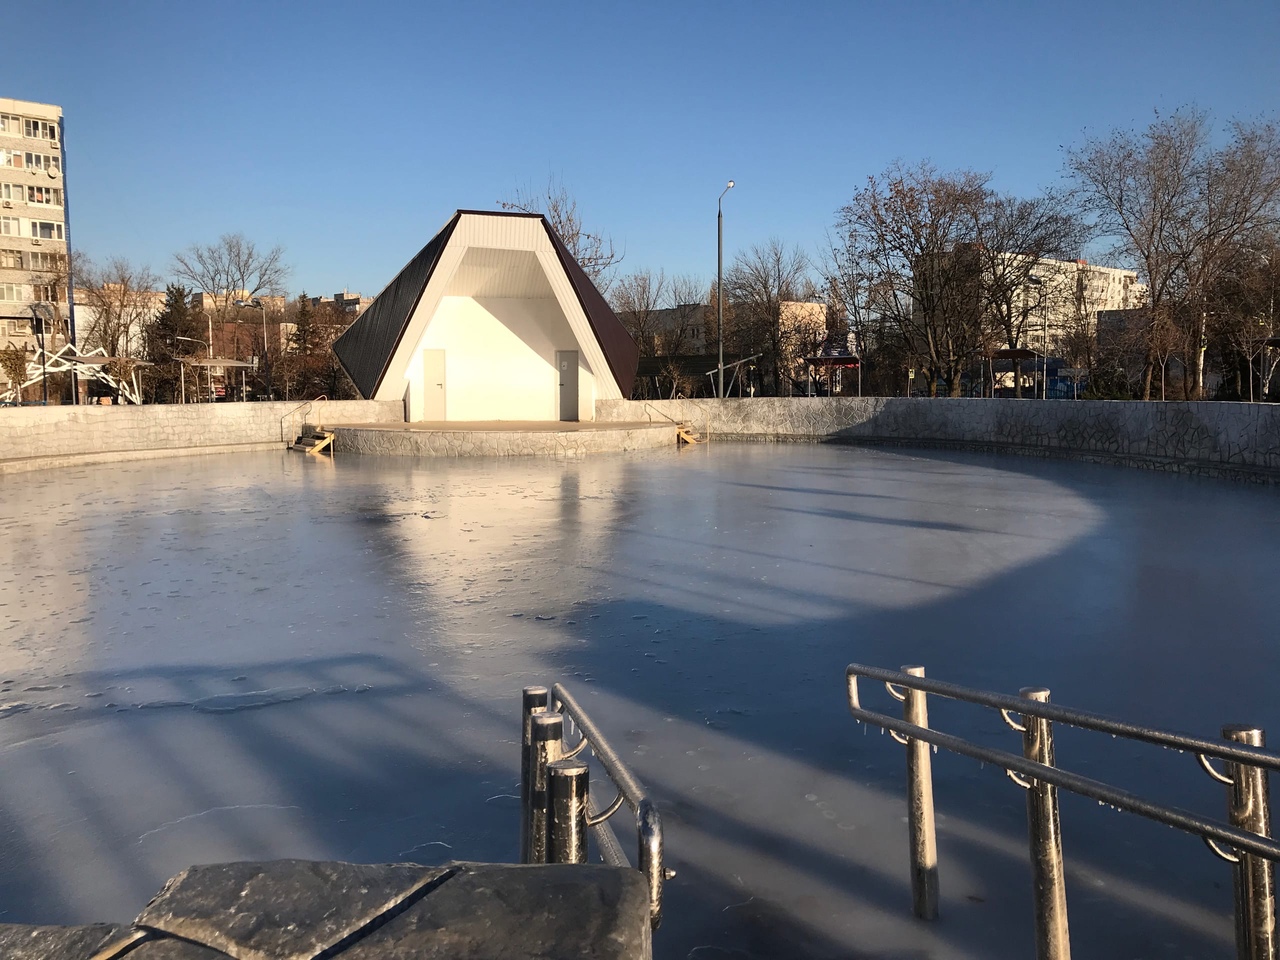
[0,342,143,405]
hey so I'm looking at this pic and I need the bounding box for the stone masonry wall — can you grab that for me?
[0,400,403,463]
[333,423,674,458]
[597,397,1280,481]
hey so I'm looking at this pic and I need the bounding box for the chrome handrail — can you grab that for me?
[552,683,666,930]
[847,662,1280,772]
[847,662,1278,960]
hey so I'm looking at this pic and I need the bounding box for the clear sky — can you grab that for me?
[12,0,1280,298]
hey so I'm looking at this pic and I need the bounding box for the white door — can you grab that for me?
[422,350,446,420]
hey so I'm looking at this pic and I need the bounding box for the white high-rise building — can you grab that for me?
[0,97,68,394]
[1014,256,1147,350]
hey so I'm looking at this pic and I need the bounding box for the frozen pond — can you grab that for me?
[1,443,1278,959]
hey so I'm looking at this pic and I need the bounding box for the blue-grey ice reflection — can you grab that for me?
[0,444,1276,959]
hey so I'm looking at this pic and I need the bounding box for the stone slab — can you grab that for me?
[0,861,651,960]
[0,922,123,959]
[135,860,449,960]
[341,862,651,960]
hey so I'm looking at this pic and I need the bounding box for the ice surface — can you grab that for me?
[0,444,1277,959]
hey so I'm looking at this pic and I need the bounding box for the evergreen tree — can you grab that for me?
[142,285,202,402]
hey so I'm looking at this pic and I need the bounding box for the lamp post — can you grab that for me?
[717,180,734,399]
[236,298,269,399]
[1026,275,1046,399]
[176,335,209,402]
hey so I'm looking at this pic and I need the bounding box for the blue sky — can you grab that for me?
[13,0,1280,298]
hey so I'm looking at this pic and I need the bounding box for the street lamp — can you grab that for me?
[1026,275,1046,399]
[717,180,734,399]
[235,298,268,398]
[176,335,209,402]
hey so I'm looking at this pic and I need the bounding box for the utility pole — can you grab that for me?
[717,181,734,399]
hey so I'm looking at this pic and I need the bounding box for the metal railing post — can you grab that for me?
[902,665,940,920]
[1022,686,1071,960]
[639,798,665,930]
[526,712,563,864]
[548,759,590,864]
[1223,724,1276,960]
[520,686,549,862]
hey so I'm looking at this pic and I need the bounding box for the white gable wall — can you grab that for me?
[401,296,596,421]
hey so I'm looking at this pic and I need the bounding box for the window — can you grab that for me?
[0,182,21,202]
[26,186,61,206]
[0,150,23,169]
[0,114,20,134]
[23,119,57,141]
[32,283,58,302]
[30,220,63,240]
[23,153,59,174]
[0,250,20,269]
[0,282,26,301]
[28,250,63,272]
[0,216,18,236]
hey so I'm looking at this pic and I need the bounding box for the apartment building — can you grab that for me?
[1023,257,1145,348]
[0,98,68,373]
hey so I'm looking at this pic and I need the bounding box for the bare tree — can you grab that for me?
[610,269,668,357]
[171,233,290,324]
[724,239,815,394]
[1206,230,1280,400]
[77,257,161,358]
[972,192,1087,396]
[1067,110,1280,398]
[836,162,992,396]
[500,177,621,289]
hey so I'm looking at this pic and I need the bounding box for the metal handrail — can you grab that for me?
[279,400,312,443]
[552,683,666,929]
[847,680,1280,861]
[847,663,1278,960]
[848,662,1280,773]
[640,401,681,425]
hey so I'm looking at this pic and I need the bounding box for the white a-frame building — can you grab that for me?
[333,211,638,422]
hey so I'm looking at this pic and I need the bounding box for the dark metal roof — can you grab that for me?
[331,213,460,399]
[330,211,638,400]
[543,223,639,398]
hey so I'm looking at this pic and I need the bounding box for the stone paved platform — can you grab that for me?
[0,860,651,959]
[330,421,676,458]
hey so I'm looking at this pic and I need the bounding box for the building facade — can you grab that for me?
[1021,257,1145,349]
[0,98,68,387]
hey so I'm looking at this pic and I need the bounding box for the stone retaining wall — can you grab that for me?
[334,422,674,458]
[0,400,403,467]
[597,397,1280,481]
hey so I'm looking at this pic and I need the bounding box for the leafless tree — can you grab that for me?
[171,233,290,325]
[1067,109,1280,398]
[500,177,621,289]
[1206,230,1280,399]
[971,192,1088,395]
[661,275,707,357]
[725,239,816,394]
[611,269,668,357]
[836,162,992,396]
[77,257,161,358]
